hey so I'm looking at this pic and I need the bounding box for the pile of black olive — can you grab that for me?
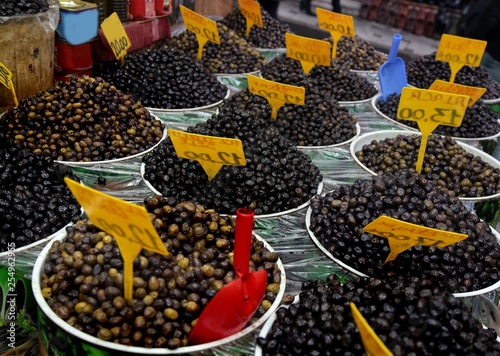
[258,274,500,355]
[0,0,49,16]
[166,23,266,74]
[218,88,357,147]
[41,197,282,349]
[309,170,500,293]
[406,53,500,100]
[261,55,378,102]
[0,144,81,252]
[101,47,228,110]
[220,8,290,49]
[325,35,387,71]
[354,133,500,198]
[375,93,500,138]
[0,76,165,162]
[142,106,322,215]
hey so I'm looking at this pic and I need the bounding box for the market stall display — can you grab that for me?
[142,106,323,216]
[101,47,229,111]
[218,88,358,148]
[352,131,500,199]
[220,8,290,49]
[0,76,165,163]
[0,144,81,253]
[33,197,285,353]
[373,93,500,139]
[165,23,267,75]
[307,170,500,294]
[406,53,500,100]
[260,55,378,104]
[257,274,500,355]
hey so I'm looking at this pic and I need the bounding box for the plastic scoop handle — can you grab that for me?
[234,208,254,278]
[388,33,402,63]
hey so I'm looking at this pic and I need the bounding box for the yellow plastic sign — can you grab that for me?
[285,33,331,74]
[316,8,355,59]
[350,302,393,356]
[168,129,246,181]
[0,62,18,106]
[101,12,131,63]
[435,34,487,83]
[248,74,305,119]
[65,178,168,300]
[429,79,486,107]
[363,216,468,263]
[238,0,263,38]
[180,5,221,60]
[397,87,469,173]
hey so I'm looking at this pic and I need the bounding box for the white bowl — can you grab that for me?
[32,230,286,355]
[370,93,500,142]
[350,130,500,202]
[141,163,323,219]
[297,123,361,149]
[146,88,230,114]
[305,206,500,298]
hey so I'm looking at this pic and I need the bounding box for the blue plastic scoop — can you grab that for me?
[379,33,408,101]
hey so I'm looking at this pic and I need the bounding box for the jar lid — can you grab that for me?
[59,0,85,8]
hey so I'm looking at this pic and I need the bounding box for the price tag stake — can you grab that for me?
[363,216,468,263]
[238,0,263,38]
[248,74,305,119]
[285,33,331,74]
[350,302,393,356]
[436,34,486,83]
[65,178,169,300]
[168,129,246,181]
[0,62,19,106]
[180,5,221,60]
[316,8,355,58]
[397,87,469,173]
[101,12,131,64]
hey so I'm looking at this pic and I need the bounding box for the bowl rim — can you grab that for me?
[146,88,230,114]
[32,229,286,354]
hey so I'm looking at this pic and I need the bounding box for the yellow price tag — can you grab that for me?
[363,216,468,263]
[397,87,469,173]
[238,0,263,38]
[429,79,486,107]
[180,5,221,60]
[435,34,487,83]
[285,33,331,74]
[168,129,246,181]
[248,74,305,119]
[101,12,131,63]
[0,62,18,106]
[350,302,393,356]
[316,8,355,59]
[64,178,168,300]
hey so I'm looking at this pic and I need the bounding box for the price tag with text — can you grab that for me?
[316,8,355,58]
[429,79,486,107]
[180,5,220,60]
[286,33,331,74]
[350,302,393,356]
[248,74,305,119]
[397,87,469,173]
[363,216,468,263]
[65,178,168,300]
[0,62,19,106]
[168,129,246,181]
[238,0,263,38]
[101,12,131,63]
[436,34,486,83]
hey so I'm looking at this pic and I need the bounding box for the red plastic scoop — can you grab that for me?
[189,208,268,344]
